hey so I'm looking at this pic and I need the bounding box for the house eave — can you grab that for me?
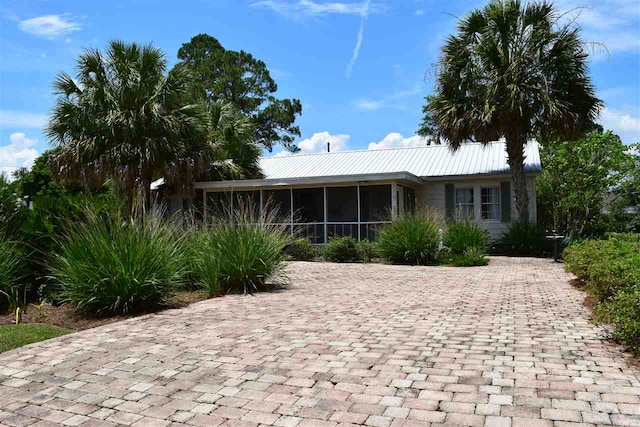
[194,172,425,191]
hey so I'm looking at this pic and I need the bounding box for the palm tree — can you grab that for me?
[425,0,601,221]
[206,100,263,181]
[47,40,211,211]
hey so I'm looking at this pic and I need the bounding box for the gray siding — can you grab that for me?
[417,177,537,240]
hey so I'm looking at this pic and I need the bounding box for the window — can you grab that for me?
[207,192,231,218]
[360,185,391,222]
[233,191,260,216]
[403,186,416,215]
[292,188,324,223]
[481,187,501,220]
[455,188,474,220]
[327,187,358,222]
[263,189,291,219]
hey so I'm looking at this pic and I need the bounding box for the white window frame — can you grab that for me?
[454,187,475,220]
[480,187,501,221]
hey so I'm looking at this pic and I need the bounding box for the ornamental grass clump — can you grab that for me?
[444,221,489,255]
[190,203,289,295]
[498,220,549,256]
[0,239,25,308]
[377,210,441,265]
[51,207,187,315]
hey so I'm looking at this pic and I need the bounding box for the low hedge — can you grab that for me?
[284,238,318,261]
[563,234,640,353]
[321,236,361,263]
[564,238,640,301]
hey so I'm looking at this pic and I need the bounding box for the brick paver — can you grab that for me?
[1,258,639,426]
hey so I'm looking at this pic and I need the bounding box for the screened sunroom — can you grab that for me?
[176,141,542,242]
[197,176,419,243]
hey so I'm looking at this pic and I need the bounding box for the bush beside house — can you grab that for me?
[441,221,489,266]
[376,211,440,265]
[564,234,640,353]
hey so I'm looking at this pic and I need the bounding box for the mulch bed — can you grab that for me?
[0,290,210,332]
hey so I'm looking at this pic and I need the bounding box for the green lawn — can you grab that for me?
[0,324,71,353]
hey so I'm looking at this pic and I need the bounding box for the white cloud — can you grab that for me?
[0,133,39,178]
[18,14,81,38]
[353,85,423,111]
[0,110,48,128]
[599,107,640,145]
[354,99,385,111]
[250,0,384,17]
[368,133,433,150]
[272,131,351,156]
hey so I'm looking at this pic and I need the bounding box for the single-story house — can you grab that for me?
[189,141,541,242]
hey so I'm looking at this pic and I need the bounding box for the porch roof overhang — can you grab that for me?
[194,171,425,191]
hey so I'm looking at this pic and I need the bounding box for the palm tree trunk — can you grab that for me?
[505,136,530,222]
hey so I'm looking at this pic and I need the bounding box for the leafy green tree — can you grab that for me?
[177,34,302,152]
[11,149,77,203]
[417,96,441,145]
[537,131,636,238]
[0,173,21,237]
[425,0,601,221]
[47,40,211,211]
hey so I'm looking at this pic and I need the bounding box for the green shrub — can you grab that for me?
[0,240,25,307]
[596,287,640,354]
[605,232,640,243]
[563,240,602,281]
[444,221,489,255]
[357,239,378,263]
[0,240,22,291]
[191,208,289,295]
[439,246,489,267]
[377,211,440,265]
[564,235,640,354]
[564,238,640,301]
[498,220,549,256]
[284,238,318,261]
[321,236,361,263]
[51,208,187,315]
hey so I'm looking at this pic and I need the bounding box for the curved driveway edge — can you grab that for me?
[0,258,639,427]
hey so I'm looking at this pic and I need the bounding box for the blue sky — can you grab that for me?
[0,0,639,175]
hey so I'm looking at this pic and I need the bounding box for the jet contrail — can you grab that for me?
[346,0,371,78]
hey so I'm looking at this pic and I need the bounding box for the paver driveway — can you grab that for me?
[1,258,639,427]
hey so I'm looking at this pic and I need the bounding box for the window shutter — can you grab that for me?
[445,184,455,220]
[501,181,511,223]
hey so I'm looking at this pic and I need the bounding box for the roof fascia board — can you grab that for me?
[194,172,424,190]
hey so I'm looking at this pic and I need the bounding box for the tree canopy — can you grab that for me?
[425,0,601,221]
[537,131,638,237]
[176,34,302,152]
[47,40,241,211]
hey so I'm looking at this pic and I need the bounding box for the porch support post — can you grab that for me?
[290,188,294,236]
[259,189,263,218]
[391,183,398,220]
[323,187,328,244]
[203,190,207,224]
[357,185,361,241]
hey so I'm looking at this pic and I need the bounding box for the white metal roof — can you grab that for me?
[260,141,541,180]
